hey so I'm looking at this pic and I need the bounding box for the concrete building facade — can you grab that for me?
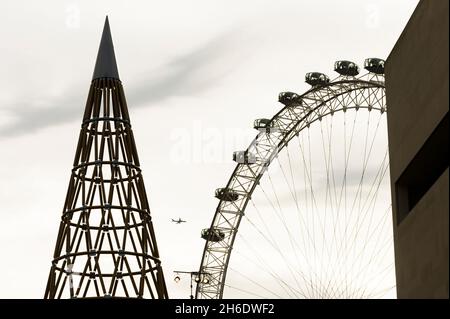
[386,0,449,298]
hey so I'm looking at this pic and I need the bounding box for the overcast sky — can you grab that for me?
[0,0,419,298]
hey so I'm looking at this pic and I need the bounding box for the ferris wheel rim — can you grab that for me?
[196,73,387,299]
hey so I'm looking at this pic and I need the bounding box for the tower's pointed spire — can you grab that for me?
[92,16,120,80]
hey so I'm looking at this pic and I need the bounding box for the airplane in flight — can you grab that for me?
[171,218,187,224]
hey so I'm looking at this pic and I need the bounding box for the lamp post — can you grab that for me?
[173,270,210,299]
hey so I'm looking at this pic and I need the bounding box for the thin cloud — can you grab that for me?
[0,31,242,138]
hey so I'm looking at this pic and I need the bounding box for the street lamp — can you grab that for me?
[173,270,211,299]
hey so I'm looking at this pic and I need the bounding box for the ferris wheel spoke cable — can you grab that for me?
[349,205,393,293]
[365,283,396,299]
[250,187,320,298]
[325,116,347,297]
[265,173,318,296]
[234,234,308,298]
[269,160,332,297]
[285,146,310,262]
[350,228,393,298]
[274,155,322,262]
[334,152,387,264]
[242,204,321,298]
[286,144,327,297]
[326,116,351,298]
[362,207,393,279]
[313,120,332,297]
[335,176,392,298]
[296,136,314,254]
[347,116,384,256]
[352,152,390,273]
[258,182,310,267]
[361,249,395,296]
[297,135,322,297]
[233,225,301,298]
[350,112,372,240]
[331,149,390,292]
[306,125,335,296]
[224,283,270,299]
[250,200,282,254]
[335,112,381,257]
[351,253,395,298]
[245,201,314,285]
[320,111,357,297]
[295,132,332,297]
[318,117,340,297]
[228,265,283,298]
[357,113,375,219]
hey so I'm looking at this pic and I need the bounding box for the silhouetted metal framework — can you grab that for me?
[44,17,168,299]
[196,60,387,299]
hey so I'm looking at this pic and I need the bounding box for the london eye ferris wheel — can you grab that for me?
[196,58,395,299]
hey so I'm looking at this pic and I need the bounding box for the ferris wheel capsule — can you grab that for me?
[233,151,257,164]
[215,188,239,202]
[334,60,360,76]
[305,72,330,86]
[201,228,225,242]
[278,91,303,107]
[364,58,385,74]
[253,118,279,133]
